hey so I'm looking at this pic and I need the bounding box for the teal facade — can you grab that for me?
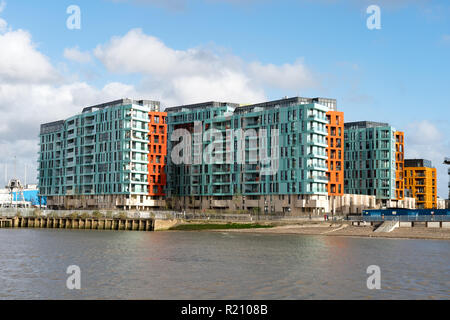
[166,97,336,200]
[344,121,397,200]
[38,99,158,199]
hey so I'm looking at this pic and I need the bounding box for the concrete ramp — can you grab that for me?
[374,221,399,233]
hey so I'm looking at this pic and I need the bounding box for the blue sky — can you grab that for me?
[0,0,449,198]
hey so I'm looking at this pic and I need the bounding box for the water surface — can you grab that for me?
[0,229,448,299]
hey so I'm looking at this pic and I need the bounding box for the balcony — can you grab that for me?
[244,185,259,194]
[307,175,329,182]
[307,151,327,159]
[243,117,260,128]
[307,164,328,171]
[212,165,231,174]
[211,200,228,208]
[415,172,426,177]
[244,164,259,172]
[212,177,231,184]
[212,187,231,195]
[307,114,328,123]
[244,199,259,207]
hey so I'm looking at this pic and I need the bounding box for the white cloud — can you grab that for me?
[0,1,7,33]
[442,34,450,45]
[248,59,318,91]
[405,120,449,199]
[0,13,144,185]
[406,120,442,145]
[94,28,318,105]
[64,46,92,64]
[109,0,186,11]
[0,18,6,33]
[0,29,59,83]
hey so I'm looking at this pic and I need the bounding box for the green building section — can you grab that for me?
[38,99,158,198]
[166,97,336,200]
[343,121,397,200]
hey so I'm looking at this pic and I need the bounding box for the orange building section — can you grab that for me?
[326,111,344,196]
[148,111,167,197]
[404,166,437,209]
[394,131,405,200]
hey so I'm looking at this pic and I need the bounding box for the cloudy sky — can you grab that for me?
[0,0,449,198]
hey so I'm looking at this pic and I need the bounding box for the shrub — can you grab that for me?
[79,212,90,219]
[118,211,127,219]
[92,210,103,218]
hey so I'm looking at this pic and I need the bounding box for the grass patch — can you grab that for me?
[170,223,273,231]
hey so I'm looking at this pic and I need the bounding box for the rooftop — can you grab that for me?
[166,96,337,114]
[81,98,160,113]
[344,121,390,129]
[405,159,434,168]
[235,96,337,114]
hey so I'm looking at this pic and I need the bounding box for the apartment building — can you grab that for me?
[404,159,437,209]
[344,121,405,205]
[38,99,166,210]
[326,110,344,196]
[445,157,450,202]
[166,97,342,215]
[148,111,167,199]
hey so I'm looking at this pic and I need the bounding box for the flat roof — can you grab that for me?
[166,96,337,114]
[344,121,389,129]
[82,99,160,113]
[40,120,65,134]
[405,159,434,168]
[165,101,240,113]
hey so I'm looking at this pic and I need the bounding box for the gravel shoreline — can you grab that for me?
[207,223,450,240]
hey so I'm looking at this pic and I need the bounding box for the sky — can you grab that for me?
[0,0,448,198]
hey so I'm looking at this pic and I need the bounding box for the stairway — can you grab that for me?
[374,220,399,233]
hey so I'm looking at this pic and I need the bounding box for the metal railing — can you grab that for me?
[362,215,450,222]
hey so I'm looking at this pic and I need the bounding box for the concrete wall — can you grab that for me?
[168,194,416,216]
[169,194,330,216]
[0,208,177,219]
[427,222,441,228]
[46,195,166,211]
[154,219,180,231]
[437,199,446,209]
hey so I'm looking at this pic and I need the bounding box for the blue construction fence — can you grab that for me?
[362,208,450,222]
[12,190,47,206]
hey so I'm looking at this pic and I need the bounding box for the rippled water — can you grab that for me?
[0,229,449,299]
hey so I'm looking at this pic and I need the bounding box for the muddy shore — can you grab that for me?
[203,222,450,240]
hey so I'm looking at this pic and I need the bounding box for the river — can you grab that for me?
[0,229,448,299]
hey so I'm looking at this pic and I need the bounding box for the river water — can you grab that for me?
[0,229,448,299]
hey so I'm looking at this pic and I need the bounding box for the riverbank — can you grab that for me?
[172,221,450,240]
[169,223,273,231]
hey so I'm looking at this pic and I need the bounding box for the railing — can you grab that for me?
[362,215,450,222]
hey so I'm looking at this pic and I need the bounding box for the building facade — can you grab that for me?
[344,121,404,205]
[166,97,342,215]
[148,111,167,199]
[404,159,437,209]
[38,99,166,210]
[445,157,450,201]
[326,110,344,196]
